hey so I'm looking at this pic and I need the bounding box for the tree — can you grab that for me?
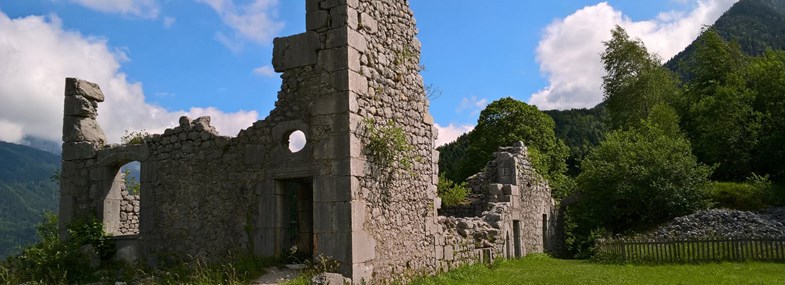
[459,98,570,194]
[747,50,785,181]
[601,26,681,130]
[575,108,712,234]
[682,28,762,181]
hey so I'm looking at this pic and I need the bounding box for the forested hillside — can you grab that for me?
[666,0,785,77]
[0,142,60,259]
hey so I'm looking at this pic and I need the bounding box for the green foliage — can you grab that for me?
[437,175,470,207]
[601,26,681,131]
[0,142,59,259]
[122,169,141,195]
[365,119,417,172]
[458,98,569,192]
[121,129,149,145]
[437,133,469,183]
[544,105,608,176]
[707,174,784,210]
[410,254,785,285]
[1,213,114,284]
[667,0,785,77]
[570,110,712,255]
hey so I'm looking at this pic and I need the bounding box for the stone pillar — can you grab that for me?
[60,78,107,236]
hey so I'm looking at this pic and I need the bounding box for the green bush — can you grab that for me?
[1,212,113,285]
[437,175,470,207]
[707,174,782,210]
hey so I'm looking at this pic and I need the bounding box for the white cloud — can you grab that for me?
[529,0,738,110]
[69,0,160,18]
[163,16,176,28]
[0,12,258,144]
[434,123,474,147]
[196,0,284,50]
[457,96,488,115]
[252,65,276,77]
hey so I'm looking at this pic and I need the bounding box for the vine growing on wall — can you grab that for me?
[364,119,419,174]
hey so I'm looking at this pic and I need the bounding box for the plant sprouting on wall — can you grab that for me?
[364,119,419,174]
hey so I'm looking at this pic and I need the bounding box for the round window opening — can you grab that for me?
[286,130,307,153]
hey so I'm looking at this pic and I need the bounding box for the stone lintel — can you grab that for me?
[272,31,320,72]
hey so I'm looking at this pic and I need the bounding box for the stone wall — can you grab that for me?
[59,1,559,283]
[118,187,139,236]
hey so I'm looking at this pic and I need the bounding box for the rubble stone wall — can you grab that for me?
[59,1,559,283]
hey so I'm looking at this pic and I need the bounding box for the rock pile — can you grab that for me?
[645,208,785,239]
[118,188,140,235]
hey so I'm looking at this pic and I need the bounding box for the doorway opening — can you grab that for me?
[278,178,314,259]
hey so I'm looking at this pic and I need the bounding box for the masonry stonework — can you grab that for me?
[59,1,559,283]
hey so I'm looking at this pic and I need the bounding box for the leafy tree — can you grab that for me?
[682,28,763,180]
[544,105,608,176]
[459,97,570,194]
[574,108,712,234]
[437,133,470,183]
[746,50,785,181]
[601,26,681,130]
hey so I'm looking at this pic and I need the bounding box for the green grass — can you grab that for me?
[411,254,785,285]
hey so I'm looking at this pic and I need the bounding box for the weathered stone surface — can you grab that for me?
[62,142,99,160]
[62,116,106,144]
[311,272,351,285]
[273,32,320,72]
[64,94,97,118]
[65,77,104,102]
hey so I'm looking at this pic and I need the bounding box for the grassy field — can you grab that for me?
[411,254,785,285]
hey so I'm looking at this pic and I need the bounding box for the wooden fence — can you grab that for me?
[597,238,785,263]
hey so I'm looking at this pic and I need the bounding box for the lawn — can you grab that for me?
[411,254,785,285]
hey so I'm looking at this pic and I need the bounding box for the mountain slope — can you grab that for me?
[0,141,60,259]
[666,0,785,75]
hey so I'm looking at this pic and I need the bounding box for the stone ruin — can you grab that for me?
[59,0,560,283]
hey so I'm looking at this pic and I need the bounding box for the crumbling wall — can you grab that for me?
[436,142,559,266]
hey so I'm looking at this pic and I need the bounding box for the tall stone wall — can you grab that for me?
[350,0,441,281]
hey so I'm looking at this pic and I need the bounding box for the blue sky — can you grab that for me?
[0,0,738,146]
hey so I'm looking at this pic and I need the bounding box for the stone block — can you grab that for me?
[311,92,357,116]
[64,94,97,118]
[306,9,329,31]
[488,184,504,196]
[503,185,519,196]
[62,116,106,144]
[444,245,454,260]
[272,32,320,72]
[331,157,365,176]
[351,230,375,263]
[332,70,367,92]
[350,263,373,285]
[358,12,378,34]
[320,0,358,9]
[306,0,322,11]
[318,46,361,72]
[311,272,351,285]
[65,77,104,102]
[330,6,358,30]
[325,27,366,52]
[349,200,366,231]
[62,142,99,160]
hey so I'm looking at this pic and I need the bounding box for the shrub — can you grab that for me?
[707,174,780,210]
[437,174,470,207]
[1,213,113,284]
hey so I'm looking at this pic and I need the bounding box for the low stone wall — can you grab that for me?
[118,190,139,236]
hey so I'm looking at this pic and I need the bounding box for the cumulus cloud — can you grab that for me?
[68,0,160,18]
[434,123,474,147]
[0,12,258,144]
[529,0,738,110]
[252,65,276,77]
[457,96,488,116]
[196,0,284,50]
